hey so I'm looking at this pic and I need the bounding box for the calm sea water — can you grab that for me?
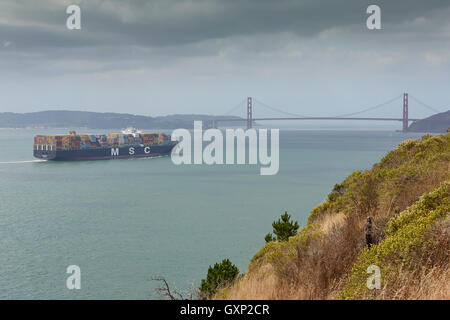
[0,128,424,299]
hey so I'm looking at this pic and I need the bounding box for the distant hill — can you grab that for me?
[0,110,244,129]
[408,110,450,133]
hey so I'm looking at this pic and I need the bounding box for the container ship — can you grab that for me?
[33,128,176,161]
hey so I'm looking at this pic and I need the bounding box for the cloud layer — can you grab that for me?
[0,0,449,118]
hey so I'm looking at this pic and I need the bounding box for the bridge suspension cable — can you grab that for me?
[223,98,247,115]
[252,98,308,118]
[409,94,442,113]
[331,94,403,118]
[253,95,403,119]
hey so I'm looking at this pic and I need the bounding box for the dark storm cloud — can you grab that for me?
[1,0,449,49]
[1,0,449,79]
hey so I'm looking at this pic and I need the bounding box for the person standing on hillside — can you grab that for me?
[365,216,375,248]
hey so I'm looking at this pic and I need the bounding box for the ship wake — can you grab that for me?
[0,160,48,164]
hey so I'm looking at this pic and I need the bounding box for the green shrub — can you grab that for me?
[199,259,239,298]
[265,211,299,243]
[327,183,347,202]
[308,134,450,224]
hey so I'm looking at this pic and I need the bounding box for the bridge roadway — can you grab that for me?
[214,117,420,122]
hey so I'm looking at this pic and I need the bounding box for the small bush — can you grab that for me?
[199,259,239,299]
[327,183,347,202]
[265,211,299,243]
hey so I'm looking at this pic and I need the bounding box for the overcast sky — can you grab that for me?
[0,0,449,120]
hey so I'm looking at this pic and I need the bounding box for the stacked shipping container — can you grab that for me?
[34,131,171,150]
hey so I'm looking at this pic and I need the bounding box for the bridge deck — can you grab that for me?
[215,117,419,122]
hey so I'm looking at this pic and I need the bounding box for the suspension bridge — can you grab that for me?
[210,93,444,132]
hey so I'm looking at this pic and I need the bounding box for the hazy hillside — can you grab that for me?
[0,110,244,129]
[215,133,450,300]
[408,110,450,133]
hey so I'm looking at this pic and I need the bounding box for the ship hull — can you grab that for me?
[33,144,176,161]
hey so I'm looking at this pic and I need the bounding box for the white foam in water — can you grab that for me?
[0,160,48,164]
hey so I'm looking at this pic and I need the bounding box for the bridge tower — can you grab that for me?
[247,97,253,129]
[402,93,409,132]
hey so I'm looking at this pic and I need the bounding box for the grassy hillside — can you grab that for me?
[215,133,450,300]
[340,183,449,299]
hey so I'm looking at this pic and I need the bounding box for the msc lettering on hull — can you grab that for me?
[111,147,152,156]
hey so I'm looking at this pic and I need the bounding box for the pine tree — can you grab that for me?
[265,211,299,243]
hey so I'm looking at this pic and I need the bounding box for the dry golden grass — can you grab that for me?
[215,264,279,300]
[316,212,346,235]
[377,264,450,300]
[216,262,450,300]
